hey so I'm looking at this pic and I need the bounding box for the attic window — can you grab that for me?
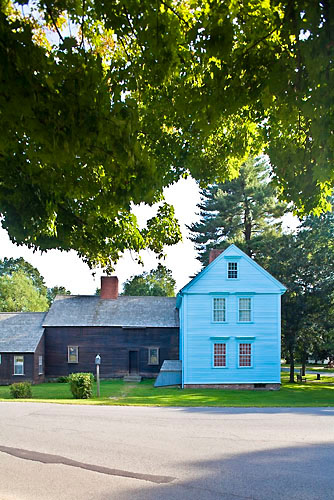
[228,262,238,279]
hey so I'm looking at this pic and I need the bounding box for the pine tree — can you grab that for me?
[188,157,287,266]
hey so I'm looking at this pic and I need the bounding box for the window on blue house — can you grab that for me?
[213,298,226,322]
[214,343,226,367]
[239,298,251,322]
[239,343,252,367]
[228,262,238,279]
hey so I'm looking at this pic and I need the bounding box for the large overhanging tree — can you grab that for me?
[0,0,333,270]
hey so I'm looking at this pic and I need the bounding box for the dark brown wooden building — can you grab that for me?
[43,277,179,379]
[0,278,179,383]
[0,312,46,385]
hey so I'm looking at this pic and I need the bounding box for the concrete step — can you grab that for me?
[123,375,142,382]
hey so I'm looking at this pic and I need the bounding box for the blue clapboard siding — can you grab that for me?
[177,244,286,386]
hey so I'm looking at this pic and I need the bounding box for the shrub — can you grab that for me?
[57,375,69,383]
[69,372,94,399]
[9,382,32,399]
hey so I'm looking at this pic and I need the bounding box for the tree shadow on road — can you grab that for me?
[100,442,334,500]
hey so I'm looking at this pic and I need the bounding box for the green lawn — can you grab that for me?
[0,372,333,407]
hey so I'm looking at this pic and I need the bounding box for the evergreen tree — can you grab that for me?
[188,157,286,266]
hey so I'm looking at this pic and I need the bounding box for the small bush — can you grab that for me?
[69,372,94,399]
[57,375,69,383]
[9,382,32,399]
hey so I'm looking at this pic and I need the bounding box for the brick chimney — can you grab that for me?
[100,276,119,299]
[209,249,223,264]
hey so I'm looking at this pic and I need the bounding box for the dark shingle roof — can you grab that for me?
[43,295,179,328]
[0,312,46,352]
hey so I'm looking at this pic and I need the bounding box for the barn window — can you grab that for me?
[227,262,238,279]
[213,343,227,367]
[38,355,43,375]
[148,348,159,365]
[68,346,79,363]
[239,343,252,367]
[14,355,24,375]
[239,298,252,322]
[213,298,226,322]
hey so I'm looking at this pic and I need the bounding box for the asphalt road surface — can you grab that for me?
[0,403,333,500]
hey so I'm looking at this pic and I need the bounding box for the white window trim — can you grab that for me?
[38,355,43,375]
[68,346,79,364]
[13,355,25,376]
[212,342,228,369]
[212,297,227,323]
[238,297,253,322]
[227,261,238,279]
[148,347,159,365]
[237,342,254,368]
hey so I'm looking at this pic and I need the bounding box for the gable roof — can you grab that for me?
[43,295,179,328]
[0,312,46,352]
[177,244,286,300]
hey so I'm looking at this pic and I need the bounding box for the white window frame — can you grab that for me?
[212,297,226,322]
[238,342,253,368]
[238,297,252,322]
[227,261,238,279]
[38,355,43,375]
[213,342,228,368]
[14,355,24,375]
[148,347,159,365]
[68,346,79,363]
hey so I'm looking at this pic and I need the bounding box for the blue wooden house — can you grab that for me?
[175,244,286,389]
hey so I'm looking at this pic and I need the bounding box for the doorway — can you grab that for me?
[129,350,139,374]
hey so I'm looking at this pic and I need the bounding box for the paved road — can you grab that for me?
[0,403,334,500]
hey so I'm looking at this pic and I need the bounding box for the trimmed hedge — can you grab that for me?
[9,382,32,398]
[69,372,94,399]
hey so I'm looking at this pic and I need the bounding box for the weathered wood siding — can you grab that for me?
[45,326,179,378]
[180,245,284,386]
[33,336,45,383]
[0,352,35,385]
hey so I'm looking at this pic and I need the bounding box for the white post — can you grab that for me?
[96,363,100,398]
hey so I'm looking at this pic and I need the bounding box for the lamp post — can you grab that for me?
[95,354,101,398]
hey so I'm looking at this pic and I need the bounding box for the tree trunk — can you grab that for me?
[301,348,308,376]
[289,347,295,383]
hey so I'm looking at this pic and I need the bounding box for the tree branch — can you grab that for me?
[159,0,190,28]
[46,6,64,43]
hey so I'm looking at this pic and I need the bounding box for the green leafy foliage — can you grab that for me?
[0,257,47,295]
[189,157,286,266]
[69,372,94,399]
[265,212,334,381]
[0,1,333,269]
[122,264,176,296]
[47,285,71,305]
[0,270,49,311]
[9,382,32,398]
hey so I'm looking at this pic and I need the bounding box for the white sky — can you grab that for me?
[0,176,299,295]
[0,177,204,294]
